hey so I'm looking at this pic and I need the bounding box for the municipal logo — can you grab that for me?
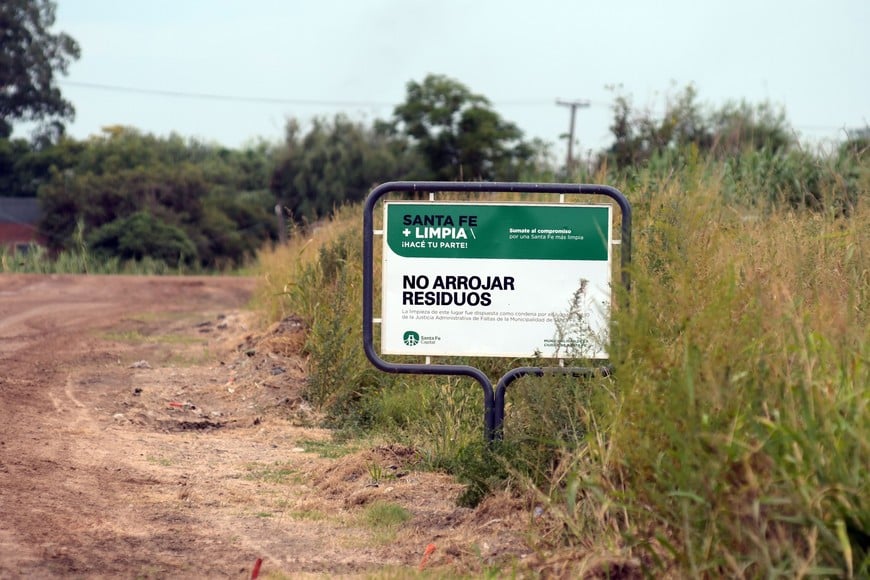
[403,331,420,346]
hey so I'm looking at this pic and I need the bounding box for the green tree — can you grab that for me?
[604,84,712,169]
[38,164,207,251]
[87,211,198,267]
[37,128,278,266]
[389,74,533,181]
[602,83,795,170]
[194,190,277,267]
[0,0,80,138]
[0,137,35,195]
[709,100,792,156]
[0,134,84,197]
[270,114,425,223]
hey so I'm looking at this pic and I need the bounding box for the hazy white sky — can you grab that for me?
[24,0,870,157]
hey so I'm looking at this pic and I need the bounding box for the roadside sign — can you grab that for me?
[362,181,631,441]
[381,201,612,358]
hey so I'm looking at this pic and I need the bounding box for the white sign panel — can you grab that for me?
[381,202,612,358]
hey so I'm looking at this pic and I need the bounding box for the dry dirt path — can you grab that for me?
[0,274,531,579]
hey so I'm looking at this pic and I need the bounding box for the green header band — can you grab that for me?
[385,202,610,260]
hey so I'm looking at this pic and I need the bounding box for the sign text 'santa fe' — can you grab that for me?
[402,214,478,226]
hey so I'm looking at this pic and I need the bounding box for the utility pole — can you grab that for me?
[556,99,590,172]
[275,202,287,245]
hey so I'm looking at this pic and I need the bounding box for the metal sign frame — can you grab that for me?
[363,181,632,441]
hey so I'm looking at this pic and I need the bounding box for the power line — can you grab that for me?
[60,80,395,108]
[60,80,611,110]
[59,81,855,135]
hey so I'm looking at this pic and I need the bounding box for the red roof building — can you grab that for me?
[0,197,45,251]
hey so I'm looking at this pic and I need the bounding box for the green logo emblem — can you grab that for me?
[403,331,420,346]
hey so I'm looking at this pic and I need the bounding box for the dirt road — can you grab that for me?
[0,274,531,578]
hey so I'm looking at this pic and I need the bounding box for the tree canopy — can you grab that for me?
[270,115,425,223]
[36,127,280,267]
[603,83,795,170]
[388,74,534,181]
[0,0,80,139]
[270,76,540,225]
[2,66,863,268]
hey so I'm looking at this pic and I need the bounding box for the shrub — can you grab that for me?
[88,211,197,266]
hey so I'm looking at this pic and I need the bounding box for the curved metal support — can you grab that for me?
[363,184,499,438]
[362,181,631,443]
[492,365,612,440]
[362,336,496,440]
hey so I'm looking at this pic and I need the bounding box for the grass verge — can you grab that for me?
[252,161,868,576]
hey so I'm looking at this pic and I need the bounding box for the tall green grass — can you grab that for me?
[554,179,868,577]
[255,205,486,447]
[0,243,186,274]
[254,159,868,576]
[256,207,397,430]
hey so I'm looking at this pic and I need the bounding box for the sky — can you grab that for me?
[19,0,870,160]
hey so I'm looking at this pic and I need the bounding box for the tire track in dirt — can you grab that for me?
[0,275,261,577]
[0,274,534,578]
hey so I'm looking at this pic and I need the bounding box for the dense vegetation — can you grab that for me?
[1,71,545,270]
[252,86,868,576]
[4,78,865,272]
[3,4,868,574]
[257,146,868,576]
[1,127,281,269]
